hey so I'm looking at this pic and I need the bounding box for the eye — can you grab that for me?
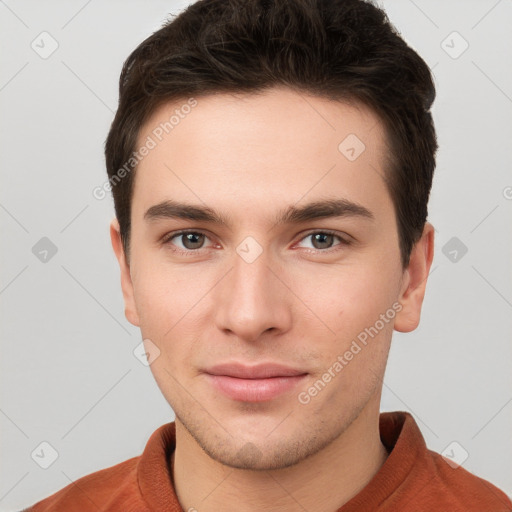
[163,231,213,252]
[162,229,350,255]
[296,231,349,251]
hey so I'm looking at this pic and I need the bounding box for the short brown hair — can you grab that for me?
[105,0,437,267]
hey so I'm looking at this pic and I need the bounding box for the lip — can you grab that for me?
[203,363,308,402]
[205,362,306,379]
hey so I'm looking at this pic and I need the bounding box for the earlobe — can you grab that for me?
[110,218,140,327]
[394,222,435,333]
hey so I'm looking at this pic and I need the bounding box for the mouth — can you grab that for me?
[203,362,308,402]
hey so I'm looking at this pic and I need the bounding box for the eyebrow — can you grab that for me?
[144,198,374,227]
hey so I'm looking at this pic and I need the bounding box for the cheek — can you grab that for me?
[130,255,219,351]
[309,284,395,412]
[131,264,199,386]
[130,258,184,337]
[132,276,168,333]
[305,262,399,336]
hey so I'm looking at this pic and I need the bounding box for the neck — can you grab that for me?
[171,397,388,512]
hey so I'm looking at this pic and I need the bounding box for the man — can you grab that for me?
[28,0,511,510]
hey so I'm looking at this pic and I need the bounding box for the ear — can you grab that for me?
[110,218,140,327]
[394,222,434,333]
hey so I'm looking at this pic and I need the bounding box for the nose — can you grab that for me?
[213,248,293,343]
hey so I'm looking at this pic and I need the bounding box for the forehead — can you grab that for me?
[138,87,385,155]
[132,88,390,221]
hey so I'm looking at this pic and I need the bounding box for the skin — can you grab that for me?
[111,87,434,512]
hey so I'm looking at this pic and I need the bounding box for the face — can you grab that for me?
[111,87,432,470]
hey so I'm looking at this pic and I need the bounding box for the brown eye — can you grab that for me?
[163,231,212,252]
[311,232,335,249]
[179,232,205,250]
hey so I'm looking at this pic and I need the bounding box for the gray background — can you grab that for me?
[1,0,511,510]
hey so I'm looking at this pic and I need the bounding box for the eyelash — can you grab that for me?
[161,229,351,256]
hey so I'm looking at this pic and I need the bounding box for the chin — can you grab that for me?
[176,405,356,471]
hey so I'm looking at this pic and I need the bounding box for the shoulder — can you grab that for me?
[28,456,146,512]
[26,422,176,512]
[420,449,512,511]
[376,412,511,512]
